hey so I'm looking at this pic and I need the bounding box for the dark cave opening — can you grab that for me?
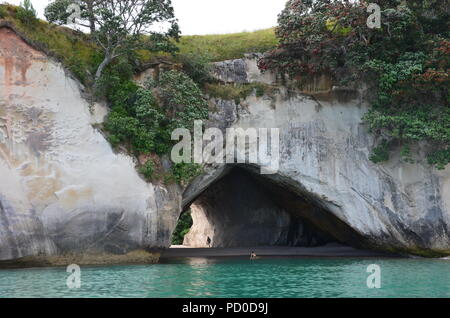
[174,167,366,249]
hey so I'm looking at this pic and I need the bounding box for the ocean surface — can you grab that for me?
[0,257,449,298]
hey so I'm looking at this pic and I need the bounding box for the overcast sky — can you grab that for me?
[3,0,288,35]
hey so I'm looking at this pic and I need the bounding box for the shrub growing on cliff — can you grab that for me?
[158,70,209,130]
[102,62,208,184]
[0,5,7,19]
[104,88,164,154]
[171,210,193,245]
[170,163,203,186]
[178,52,214,85]
[139,160,155,181]
[16,0,37,26]
[156,71,208,184]
[105,109,155,153]
[260,0,450,169]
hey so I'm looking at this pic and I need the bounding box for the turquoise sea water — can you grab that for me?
[0,257,449,298]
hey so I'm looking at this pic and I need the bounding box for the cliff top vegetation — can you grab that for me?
[1,1,448,173]
[0,3,277,86]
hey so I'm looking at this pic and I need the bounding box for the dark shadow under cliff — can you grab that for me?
[179,167,367,248]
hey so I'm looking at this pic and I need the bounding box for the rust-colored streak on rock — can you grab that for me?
[0,27,44,86]
[2,57,13,85]
[16,56,32,83]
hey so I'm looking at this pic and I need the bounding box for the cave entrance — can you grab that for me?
[172,166,366,249]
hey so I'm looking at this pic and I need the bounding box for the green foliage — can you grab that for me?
[105,95,162,154]
[178,52,213,85]
[102,64,208,185]
[255,85,266,98]
[139,160,155,181]
[65,55,88,83]
[170,163,203,186]
[2,4,276,87]
[261,0,450,169]
[110,81,139,109]
[158,70,209,130]
[326,17,352,36]
[105,108,150,152]
[101,62,161,154]
[45,0,180,81]
[135,88,169,155]
[177,28,278,62]
[363,49,449,168]
[104,109,154,153]
[0,4,101,86]
[400,144,415,164]
[0,5,7,18]
[142,28,278,66]
[428,148,450,170]
[95,58,137,102]
[16,0,37,26]
[369,141,390,164]
[171,210,193,245]
[135,89,164,125]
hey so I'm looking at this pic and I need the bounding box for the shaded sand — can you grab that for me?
[161,243,396,259]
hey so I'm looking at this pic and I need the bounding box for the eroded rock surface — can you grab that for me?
[212,53,276,85]
[1,28,449,261]
[0,27,179,261]
[185,55,450,256]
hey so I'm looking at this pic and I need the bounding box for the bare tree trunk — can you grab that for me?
[95,55,112,81]
[86,0,96,33]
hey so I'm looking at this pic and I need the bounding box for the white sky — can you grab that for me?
[2,0,288,35]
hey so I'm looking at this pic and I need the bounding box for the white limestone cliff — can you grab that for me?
[0,27,180,262]
[184,55,450,255]
[1,26,449,263]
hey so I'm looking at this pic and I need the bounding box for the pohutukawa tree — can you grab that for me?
[259,0,449,169]
[45,0,180,81]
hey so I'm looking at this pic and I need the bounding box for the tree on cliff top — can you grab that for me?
[16,0,37,26]
[45,0,180,82]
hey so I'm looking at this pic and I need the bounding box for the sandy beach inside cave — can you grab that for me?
[161,243,395,259]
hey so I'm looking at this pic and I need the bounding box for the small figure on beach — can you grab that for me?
[207,236,212,248]
[250,251,257,260]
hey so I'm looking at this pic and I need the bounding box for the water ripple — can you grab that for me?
[0,258,449,298]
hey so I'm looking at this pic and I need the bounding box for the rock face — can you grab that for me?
[0,27,449,261]
[211,53,276,85]
[0,27,180,262]
[185,55,450,256]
